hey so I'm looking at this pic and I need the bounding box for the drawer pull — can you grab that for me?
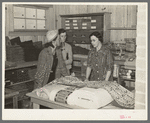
[81,35,85,37]
[72,34,76,37]
[81,41,85,43]
[73,40,76,44]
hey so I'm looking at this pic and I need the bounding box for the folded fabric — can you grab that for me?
[33,84,70,101]
[67,87,113,109]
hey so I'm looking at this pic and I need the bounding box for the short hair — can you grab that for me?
[89,31,103,44]
[58,28,66,35]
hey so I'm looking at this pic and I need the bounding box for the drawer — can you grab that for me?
[81,19,91,29]
[91,16,103,30]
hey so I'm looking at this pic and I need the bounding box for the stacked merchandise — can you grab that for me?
[6,37,43,62]
[124,38,136,53]
[6,37,24,63]
[110,41,127,61]
[20,40,37,62]
[21,40,43,62]
[119,67,135,89]
[6,45,25,63]
[120,68,135,80]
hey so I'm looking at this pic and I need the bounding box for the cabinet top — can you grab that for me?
[13,4,53,9]
[60,12,112,17]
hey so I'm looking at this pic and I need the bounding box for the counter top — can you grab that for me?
[5,54,135,71]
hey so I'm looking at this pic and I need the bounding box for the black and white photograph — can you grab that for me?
[2,2,148,120]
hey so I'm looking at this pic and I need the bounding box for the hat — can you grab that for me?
[46,30,58,42]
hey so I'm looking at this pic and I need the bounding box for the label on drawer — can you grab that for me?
[82,27,87,29]
[91,26,96,29]
[73,23,77,26]
[74,27,78,29]
[73,20,77,22]
[66,27,70,29]
[65,20,69,23]
[91,20,96,23]
[82,23,87,26]
[65,23,70,26]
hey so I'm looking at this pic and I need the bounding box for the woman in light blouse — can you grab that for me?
[58,28,73,74]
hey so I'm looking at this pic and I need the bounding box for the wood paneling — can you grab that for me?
[127,5,137,27]
[5,4,14,36]
[46,7,55,30]
[5,4,137,43]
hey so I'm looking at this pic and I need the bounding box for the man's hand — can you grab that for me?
[84,78,89,82]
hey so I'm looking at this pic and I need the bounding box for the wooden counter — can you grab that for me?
[5,61,38,71]
[26,92,122,109]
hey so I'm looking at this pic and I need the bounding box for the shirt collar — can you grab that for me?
[93,45,105,53]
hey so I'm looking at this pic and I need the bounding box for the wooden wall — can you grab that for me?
[5,4,137,43]
[54,5,137,42]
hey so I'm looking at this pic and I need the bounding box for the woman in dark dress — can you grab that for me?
[85,31,114,81]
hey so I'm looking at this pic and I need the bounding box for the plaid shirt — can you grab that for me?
[87,45,114,81]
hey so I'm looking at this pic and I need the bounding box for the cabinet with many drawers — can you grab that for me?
[60,12,111,44]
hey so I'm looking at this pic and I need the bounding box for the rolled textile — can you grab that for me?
[33,84,70,101]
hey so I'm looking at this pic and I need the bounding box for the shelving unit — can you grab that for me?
[5,61,37,108]
[118,65,135,90]
[13,5,47,30]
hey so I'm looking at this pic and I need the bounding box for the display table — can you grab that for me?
[5,88,19,109]
[26,92,84,109]
[26,92,122,109]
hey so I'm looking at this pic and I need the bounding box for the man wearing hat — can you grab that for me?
[34,30,69,89]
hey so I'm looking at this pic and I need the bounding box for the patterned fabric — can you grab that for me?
[34,47,69,89]
[87,45,114,81]
[50,76,135,109]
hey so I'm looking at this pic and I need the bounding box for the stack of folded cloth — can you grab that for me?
[6,45,25,63]
[8,36,43,62]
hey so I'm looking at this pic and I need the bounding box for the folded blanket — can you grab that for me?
[67,87,113,109]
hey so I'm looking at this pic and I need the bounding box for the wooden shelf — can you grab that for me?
[121,77,135,81]
[14,17,46,20]
[109,27,136,30]
[5,61,38,71]
[60,12,112,17]
[9,30,47,36]
[6,79,35,87]
[13,4,53,9]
